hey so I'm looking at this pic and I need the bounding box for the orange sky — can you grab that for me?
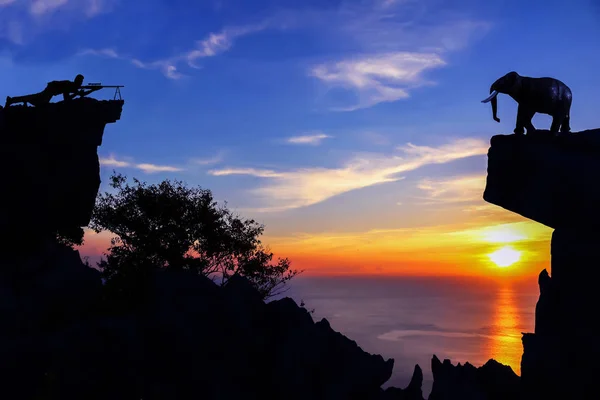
[79,183,553,282]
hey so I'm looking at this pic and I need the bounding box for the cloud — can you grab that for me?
[135,163,183,173]
[2,0,115,16]
[78,48,185,80]
[209,137,488,211]
[210,168,283,179]
[0,0,115,45]
[80,23,268,79]
[192,153,225,166]
[306,0,491,110]
[334,1,492,53]
[185,24,266,64]
[99,155,130,168]
[416,174,487,204]
[99,154,184,174]
[446,221,552,246]
[311,52,446,110]
[28,0,115,16]
[286,133,332,145]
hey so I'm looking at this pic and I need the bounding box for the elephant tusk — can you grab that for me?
[481,90,499,103]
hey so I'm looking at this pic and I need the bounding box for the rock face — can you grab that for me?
[0,98,124,248]
[483,129,600,229]
[521,229,600,399]
[428,356,519,400]
[484,131,600,399]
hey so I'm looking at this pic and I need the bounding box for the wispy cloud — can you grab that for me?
[286,133,332,145]
[192,152,225,166]
[3,0,115,16]
[135,163,183,173]
[209,137,488,211]
[210,168,283,179]
[78,48,185,80]
[80,23,267,79]
[413,173,524,218]
[99,155,130,168]
[99,155,184,174]
[416,174,487,204]
[0,0,115,44]
[307,0,491,110]
[311,52,445,111]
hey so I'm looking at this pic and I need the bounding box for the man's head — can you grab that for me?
[74,74,84,86]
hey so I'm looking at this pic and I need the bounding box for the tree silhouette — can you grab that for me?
[90,172,301,299]
[56,226,84,247]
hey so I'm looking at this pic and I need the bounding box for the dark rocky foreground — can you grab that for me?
[0,240,519,400]
[4,97,588,399]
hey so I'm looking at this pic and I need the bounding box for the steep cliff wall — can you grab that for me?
[483,130,600,399]
[0,98,124,249]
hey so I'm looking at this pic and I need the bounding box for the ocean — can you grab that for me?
[278,276,539,396]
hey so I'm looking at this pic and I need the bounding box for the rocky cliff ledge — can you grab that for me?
[483,128,600,229]
[0,98,124,249]
[484,130,600,399]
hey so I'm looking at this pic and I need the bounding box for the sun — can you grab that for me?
[488,246,522,267]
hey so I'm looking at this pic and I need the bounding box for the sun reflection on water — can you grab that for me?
[485,285,523,374]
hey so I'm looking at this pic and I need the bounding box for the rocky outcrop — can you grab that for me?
[381,365,425,400]
[0,98,123,249]
[483,128,600,229]
[484,130,600,399]
[428,356,519,400]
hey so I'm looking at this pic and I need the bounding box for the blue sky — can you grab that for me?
[2,0,600,273]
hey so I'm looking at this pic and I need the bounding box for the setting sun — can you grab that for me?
[488,246,522,267]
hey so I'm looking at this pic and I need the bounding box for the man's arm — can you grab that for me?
[71,87,103,99]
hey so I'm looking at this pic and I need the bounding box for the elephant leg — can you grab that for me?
[515,106,535,135]
[550,116,562,134]
[560,115,571,133]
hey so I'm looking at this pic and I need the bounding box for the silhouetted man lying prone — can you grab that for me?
[5,74,101,107]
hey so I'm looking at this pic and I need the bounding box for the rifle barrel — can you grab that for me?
[81,85,125,88]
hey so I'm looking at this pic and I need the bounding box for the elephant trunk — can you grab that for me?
[491,93,499,123]
[489,85,500,123]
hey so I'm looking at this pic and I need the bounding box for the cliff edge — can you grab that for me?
[483,128,600,229]
[0,98,124,249]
